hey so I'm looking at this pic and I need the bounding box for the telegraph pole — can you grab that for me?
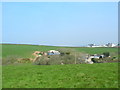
[75,52,76,64]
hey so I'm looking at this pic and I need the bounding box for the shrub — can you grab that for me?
[34,48,88,65]
[47,55,61,65]
[57,48,76,56]
[98,52,118,62]
[60,54,75,64]
[34,56,49,65]
[103,52,110,57]
[2,55,20,65]
[110,52,118,60]
[57,48,87,64]
[73,52,87,64]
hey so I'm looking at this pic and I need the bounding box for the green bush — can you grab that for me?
[103,52,110,57]
[57,48,76,55]
[34,55,74,65]
[47,55,61,65]
[34,56,49,65]
[34,48,88,65]
[60,54,75,64]
[92,56,118,63]
[110,52,118,60]
[74,52,87,64]
[2,55,20,65]
[100,52,118,62]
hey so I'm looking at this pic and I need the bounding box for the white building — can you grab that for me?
[87,43,117,47]
[106,43,117,47]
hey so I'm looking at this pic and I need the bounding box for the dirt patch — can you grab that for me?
[17,58,33,63]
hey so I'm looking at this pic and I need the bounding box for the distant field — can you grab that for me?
[2,44,118,58]
[2,63,118,88]
[2,44,59,58]
[74,47,118,55]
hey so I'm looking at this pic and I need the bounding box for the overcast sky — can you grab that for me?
[2,2,118,46]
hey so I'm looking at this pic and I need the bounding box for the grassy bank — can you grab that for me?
[2,44,118,58]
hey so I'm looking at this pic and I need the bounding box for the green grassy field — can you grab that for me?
[2,44,118,58]
[2,63,118,88]
[1,44,119,88]
[2,44,59,58]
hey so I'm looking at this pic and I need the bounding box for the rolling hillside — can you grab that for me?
[2,44,119,88]
[2,44,118,59]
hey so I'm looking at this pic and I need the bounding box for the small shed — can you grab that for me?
[47,50,60,55]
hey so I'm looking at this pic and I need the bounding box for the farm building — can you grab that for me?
[47,50,60,55]
[90,54,104,59]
